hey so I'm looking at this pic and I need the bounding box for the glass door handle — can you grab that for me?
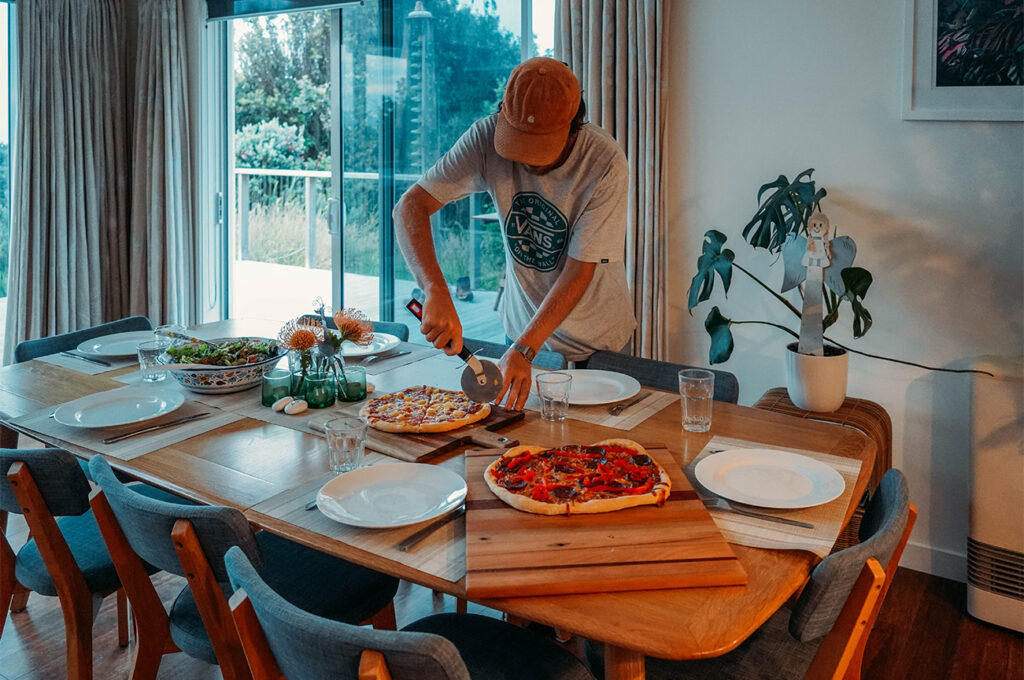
[327,198,340,235]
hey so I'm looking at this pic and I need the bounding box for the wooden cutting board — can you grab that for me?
[464,446,747,598]
[328,402,524,463]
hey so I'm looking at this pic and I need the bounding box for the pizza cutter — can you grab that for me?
[405,299,504,403]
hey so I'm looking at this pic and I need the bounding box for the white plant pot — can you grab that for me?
[785,342,848,412]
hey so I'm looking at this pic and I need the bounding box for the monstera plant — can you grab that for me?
[688,170,873,363]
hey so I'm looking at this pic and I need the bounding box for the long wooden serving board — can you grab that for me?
[329,402,524,463]
[464,446,747,598]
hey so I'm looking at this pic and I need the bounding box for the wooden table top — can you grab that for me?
[0,319,875,679]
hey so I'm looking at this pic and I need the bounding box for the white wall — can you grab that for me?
[664,1,1024,581]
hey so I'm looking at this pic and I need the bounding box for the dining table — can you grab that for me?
[0,318,875,680]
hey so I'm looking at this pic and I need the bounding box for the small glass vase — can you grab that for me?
[288,349,312,396]
[335,365,367,402]
[304,372,336,409]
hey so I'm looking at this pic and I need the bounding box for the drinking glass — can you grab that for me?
[335,365,367,402]
[323,417,367,474]
[535,372,572,422]
[137,340,169,383]
[304,372,336,409]
[679,369,715,432]
[261,368,293,407]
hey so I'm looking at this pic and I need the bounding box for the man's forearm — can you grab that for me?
[517,258,596,351]
[393,185,448,298]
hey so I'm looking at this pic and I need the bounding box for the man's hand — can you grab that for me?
[421,292,463,355]
[496,348,533,411]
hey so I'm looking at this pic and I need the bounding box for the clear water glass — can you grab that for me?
[324,417,367,474]
[679,369,715,432]
[535,372,572,422]
[137,340,169,383]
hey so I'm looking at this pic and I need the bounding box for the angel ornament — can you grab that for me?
[802,213,832,269]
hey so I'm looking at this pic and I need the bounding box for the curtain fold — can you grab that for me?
[3,0,130,364]
[128,0,199,326]
[555,0,668,360]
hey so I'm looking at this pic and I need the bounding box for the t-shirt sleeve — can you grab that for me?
[567,152,629,263]
[416,119,490,206]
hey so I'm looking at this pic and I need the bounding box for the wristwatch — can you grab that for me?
[509,341,537,363]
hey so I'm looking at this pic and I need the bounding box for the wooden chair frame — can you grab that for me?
[6,463,128,680]
[89,488,182,680]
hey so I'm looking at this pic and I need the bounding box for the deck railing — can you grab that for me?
[234,167,501,288]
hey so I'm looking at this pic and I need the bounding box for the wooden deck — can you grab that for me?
[231,260,506,343]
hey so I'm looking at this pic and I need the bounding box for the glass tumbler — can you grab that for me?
[304,372,336,409]
[261,368,293,406]
[535,372,572,422]
[323,417,367,474]
[137,340,169,383]
[679,369,715,432]
[335,365,367,402]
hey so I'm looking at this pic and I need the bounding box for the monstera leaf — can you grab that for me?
[688,230,735,310]
[704,306,735,364]
[823,267,873,337]
[742,169,826,254]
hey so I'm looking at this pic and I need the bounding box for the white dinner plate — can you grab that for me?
[77,331,159,358]
[694,449,846,509]
[340,333,401,358]
[560,369,641,406]
[52,387,186,429]
[317,463,467,529]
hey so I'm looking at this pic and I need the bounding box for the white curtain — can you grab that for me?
[555,0,669,360]
[128,0,201,326]
[3,0,130,364]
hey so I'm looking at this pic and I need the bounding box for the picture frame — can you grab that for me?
[902,0,1024,121]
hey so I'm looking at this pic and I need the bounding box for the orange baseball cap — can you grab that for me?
[494,57,581,166]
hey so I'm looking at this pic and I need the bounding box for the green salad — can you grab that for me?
[165,338,276,367]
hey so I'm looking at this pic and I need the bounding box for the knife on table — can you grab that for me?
[405,299,503,403]
[61,351,112,367]
[102,412,212,445]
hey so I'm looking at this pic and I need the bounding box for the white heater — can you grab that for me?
[966,356,1024,632]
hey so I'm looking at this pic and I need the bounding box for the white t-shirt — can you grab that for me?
[417,114,637,361]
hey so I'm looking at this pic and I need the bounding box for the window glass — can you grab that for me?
[0,7,10,360]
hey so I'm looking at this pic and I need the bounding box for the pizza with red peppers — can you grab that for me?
[483,439,671,515]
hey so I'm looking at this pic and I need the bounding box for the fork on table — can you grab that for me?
[701,496,815,529]
[607,391,651,416]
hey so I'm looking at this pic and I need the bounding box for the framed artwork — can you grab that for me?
[902,0,1024,121]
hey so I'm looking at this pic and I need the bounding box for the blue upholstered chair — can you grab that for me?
[462,337,567,371]
[88,456,400,680]
[0,448,178,680]
[13,315,153,363]
[224,545,596,680]
[585,469,917,680]
[585,350,740,403]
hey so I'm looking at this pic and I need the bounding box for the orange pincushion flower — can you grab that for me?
[277,317,324,352]
[333,308,374,346]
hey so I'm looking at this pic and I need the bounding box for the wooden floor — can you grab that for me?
[1,501,1020,680]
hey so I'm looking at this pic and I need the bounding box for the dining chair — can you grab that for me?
[88,456,401,680]
[13,315,153,363]
[462,337,567,370]
[297,314,411,342]
[0,448,179,680]
[585,350,740,403]
[5,315,155,475]
[584,469,917,680]
[223,545,597,680]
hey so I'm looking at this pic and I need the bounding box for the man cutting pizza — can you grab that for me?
[394,57,637,411]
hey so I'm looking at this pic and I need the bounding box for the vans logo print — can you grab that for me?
[504,192,568,272]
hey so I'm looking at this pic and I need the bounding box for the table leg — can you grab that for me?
[605,644,644,680]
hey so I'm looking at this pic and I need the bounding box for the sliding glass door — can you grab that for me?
[220,0,553,341]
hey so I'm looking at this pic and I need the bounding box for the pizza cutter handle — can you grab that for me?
[405,299,473,361]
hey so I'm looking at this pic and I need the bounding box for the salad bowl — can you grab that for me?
[158,337,282,394]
